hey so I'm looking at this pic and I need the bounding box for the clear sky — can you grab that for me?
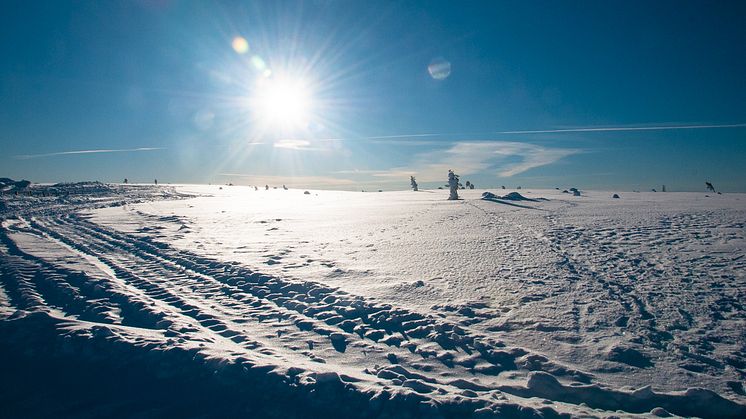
[2,1,745,191]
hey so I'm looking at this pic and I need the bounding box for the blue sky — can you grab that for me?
[2,1,745,191]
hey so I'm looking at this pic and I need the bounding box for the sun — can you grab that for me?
[254,76,312,130]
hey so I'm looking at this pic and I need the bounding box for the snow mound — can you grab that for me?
[50,181,116,194]
[0,178,31,192]
[606,344,653,368]
[500,192,536,201]
[511,371,746,418]
[481,191,543,202]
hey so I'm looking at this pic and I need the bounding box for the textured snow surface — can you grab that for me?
[1,184,745,418]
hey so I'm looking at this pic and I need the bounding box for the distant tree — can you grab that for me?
[501,185,505,189]
[448,170,460,200]
[705,181,715,192]
[154,179,158,185]
[124,178,128,184]
[283,184,288,190]
[662,185,666,192]
[465,181,471,189]
[265,184,269,190]
[410,176,418,191]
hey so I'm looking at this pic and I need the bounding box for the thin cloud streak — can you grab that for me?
[15,147,164,160]
[294,122,746,145]
[495,123,746,135]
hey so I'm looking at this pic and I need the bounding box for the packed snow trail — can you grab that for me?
[1,184,745,418]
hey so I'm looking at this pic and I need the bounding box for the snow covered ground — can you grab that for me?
[1,183,745,418]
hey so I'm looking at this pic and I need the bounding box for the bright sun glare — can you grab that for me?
[255,77,312,130]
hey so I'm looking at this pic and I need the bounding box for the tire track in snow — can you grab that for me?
[26,213,598,395]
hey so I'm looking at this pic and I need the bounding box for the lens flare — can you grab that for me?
[251,55,266,71]
[231,36,249,54]
[428,57,451,80]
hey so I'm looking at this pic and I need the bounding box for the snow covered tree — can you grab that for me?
[410,176,418,191]
[448,170,459,200]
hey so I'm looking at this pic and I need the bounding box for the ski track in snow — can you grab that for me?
[1,184,745,418]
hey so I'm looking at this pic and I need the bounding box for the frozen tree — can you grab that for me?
[705,181,715,192]
[448,170,459,200]
[465,181,471,189]
[123,178,128,184]
[410,176,418,191]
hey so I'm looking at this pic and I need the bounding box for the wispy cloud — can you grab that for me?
[332,141,579,185]
[273,139,311,150]
[272,139,336,151]
[332,169,380,175]
[14,147,164,160]
[369,141,580,181]
[372,169,417,178]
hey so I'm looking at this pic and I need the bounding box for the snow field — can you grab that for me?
[1,184,745,417]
